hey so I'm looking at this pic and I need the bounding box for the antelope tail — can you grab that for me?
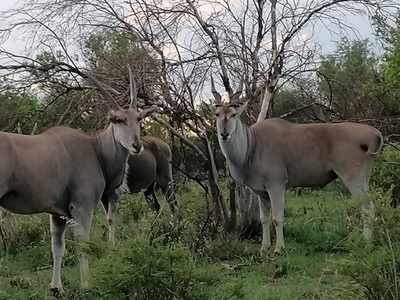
[368,131,384,156]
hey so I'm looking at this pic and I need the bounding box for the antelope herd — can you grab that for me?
[0,69,384,295]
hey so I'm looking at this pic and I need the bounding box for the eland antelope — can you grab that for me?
[211,76,383,254]
[102,135,178,244]
[0,69,156,295]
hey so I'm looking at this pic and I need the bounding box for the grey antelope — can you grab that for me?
[210,76,383,254]
[0,69,156,295]
[102,135,178,244]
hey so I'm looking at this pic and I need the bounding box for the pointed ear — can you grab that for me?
[229,90,242,107]
[231,91,242,102]
[139,105,157,119]
[236,100,249,116]
[108,110,120,123]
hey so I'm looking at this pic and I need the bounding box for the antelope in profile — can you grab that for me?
[0,69,156,295]
[210,75,383,254]
[102,135,178,244]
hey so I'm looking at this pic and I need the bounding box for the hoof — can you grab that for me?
[49,286,65,298]
[363,229,373,242]
[273,248,285,256]
[81,281,90,290]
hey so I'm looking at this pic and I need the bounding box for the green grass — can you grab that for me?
[0,183,368,299]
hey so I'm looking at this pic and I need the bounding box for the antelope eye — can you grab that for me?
[232,113,237,118]
[216,113,220,117]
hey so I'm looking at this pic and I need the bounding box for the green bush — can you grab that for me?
[336,190,400,300]
[88,236,220,300]
[114,187,213,254]
[370,143,400,206]
[284,195,350,253]
[117,194,149,222]
[0,214,49,256]
[201,238,259,261]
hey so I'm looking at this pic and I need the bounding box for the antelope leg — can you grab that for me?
[70,204,94,289]
[50,215,67,295]
[268,185,286,254]
[259,195,272,251]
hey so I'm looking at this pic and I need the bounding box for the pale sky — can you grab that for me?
[0,0,381,103]
[0,0,376,59]
[0,0,27,56]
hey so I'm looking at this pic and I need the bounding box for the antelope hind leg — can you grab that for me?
[144,184,160,213]
[268,185,286,255]
[69,204,94,289]
[101,192,118,245]
[360,199,375,241]
[341,177,373,241]
[258,195,272,251]
[162,180,179,217]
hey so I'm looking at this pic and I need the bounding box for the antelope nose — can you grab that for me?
[221,132,229,140]
[132,142,143,152]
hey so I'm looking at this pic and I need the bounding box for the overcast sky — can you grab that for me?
[0,0,381,104]
[0,0,376,59]
[0,0,25,55]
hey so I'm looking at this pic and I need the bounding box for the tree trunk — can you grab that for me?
[204,136,228,227]
[227,179,237,235]
[257,78,279,122]
[257,0,280,122]
[169,120,181,176]
[240,0,280,239]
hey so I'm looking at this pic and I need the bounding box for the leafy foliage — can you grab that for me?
[370,144,400,206]
[317,38,385,121]
[0,90,42,133]
[375,12,400,89]
[84,30,140,64]
[0,182,369,300]
[88,237,219,300]
[337,190,400,300]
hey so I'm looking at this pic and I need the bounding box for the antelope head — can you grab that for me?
[211,74,247,141]
[87,67,157,154]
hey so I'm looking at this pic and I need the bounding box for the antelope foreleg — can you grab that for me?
[50,215,67,296]
[107,192,118,245]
